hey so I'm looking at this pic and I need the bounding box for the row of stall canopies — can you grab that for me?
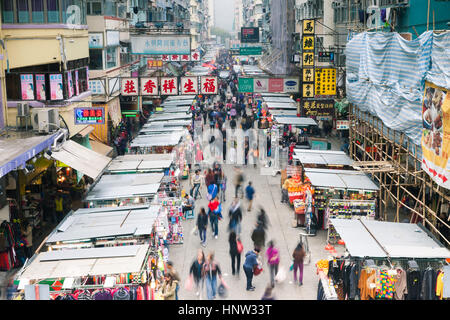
[13,95,196,300]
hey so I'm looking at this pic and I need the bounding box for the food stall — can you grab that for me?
[85,173,163,208]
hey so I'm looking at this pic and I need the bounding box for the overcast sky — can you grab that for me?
[213,0,234,32]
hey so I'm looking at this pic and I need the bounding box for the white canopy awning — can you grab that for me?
[164,95,196,101]
[304,168,379,191]
[274,116,317,126]
[18,244,149,280]
[86,173,163,201]
[263,96,295,103]
[47,205,161,243]
[330,219,450,259]
[108,159,173,172]
[143,120,191,128]
[266,102,298,110]
[268,110,298,117]
[130,132,183,148]
[293,150,353,166]
[148,113,191,122]
[50,140,111,180]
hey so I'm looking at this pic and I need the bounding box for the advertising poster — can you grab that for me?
[283,78,300,93]
[67,72,74,98]
[421,81,450,189]
[268,78,284,92]
[20,74,34,100]
[74,107,105,125]
[35,74,46,101]
[253,78,268,93]
[50,74,63,100]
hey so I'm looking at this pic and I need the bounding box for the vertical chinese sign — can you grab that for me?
[302,19,315,101]
[421,82,450,189]
[315,68,336,97]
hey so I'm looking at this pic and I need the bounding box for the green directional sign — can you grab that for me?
[239,47,262,56]
[238,78,254,93]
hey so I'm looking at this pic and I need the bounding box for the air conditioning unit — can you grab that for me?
[16,103,30,117]
[31,108,60,133]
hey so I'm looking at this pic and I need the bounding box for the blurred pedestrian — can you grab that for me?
[266,240,280,287]
[245,181,255,211]
[228,231,241,276]
[189,249,205,297]
[251,222,266,252]
[205,168,215,188]
[197,208,208,246]
[202,252,224,300]
[243,247,260,291]
[190,169,202,200]
[234,167,244,198]
[228,197,243,234]
[292,242,306,286]
[261,285,276,300]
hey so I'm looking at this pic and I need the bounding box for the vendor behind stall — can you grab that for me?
[182,194,195,214]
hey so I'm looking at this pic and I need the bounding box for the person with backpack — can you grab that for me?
[197,208,208,247]
[266,240,280,288]
[245,181,255,212]
[292,242,306,286]
[228,231,242,276]
[243,247,260,291]
[202,252,223,300]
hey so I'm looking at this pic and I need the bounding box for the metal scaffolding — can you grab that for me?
[349,104,450,247]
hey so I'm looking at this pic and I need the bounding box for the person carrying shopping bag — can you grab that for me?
[243,247,261,291]
[208,197,222,239]
[228,231,242,276]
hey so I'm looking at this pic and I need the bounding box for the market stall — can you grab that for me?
[142,120,191,129]
[85,173,163,207]
[107,155,174,174]
[317,218,450,300]
[129,132,184,154]
[293,149,353,169]
[304,168,379,231]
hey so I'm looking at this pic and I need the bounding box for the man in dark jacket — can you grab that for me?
[243,248,260,291]
[251,222,266,251]
[228,198,243,234]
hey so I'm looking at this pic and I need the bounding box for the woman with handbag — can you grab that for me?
[228,231,242,276]
[243,247,261,291]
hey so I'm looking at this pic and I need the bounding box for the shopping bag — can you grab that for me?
[289,262,294,271]
[184,275,193,291]
[275,266,286,283]
[218,283,228,298]
[253,260,263,276]
[191,225,198,236]
[236,240,243,253]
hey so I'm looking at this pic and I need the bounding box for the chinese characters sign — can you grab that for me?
[302,100,334,117]
[241,27,260,43]
[336,120,349,130]
[315,68,336,96]
[140,77,159,96]
[130,35,191,55]
[74,107,105,125]
[161,77,178,95]
[421,81,450,189]
[303,20,315,34]
[181,77,198,95]
[147,60,163,68]
[302,19,315,99]
[191,51,200,61]
[121,78,138,96]
[201,77,218,95]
